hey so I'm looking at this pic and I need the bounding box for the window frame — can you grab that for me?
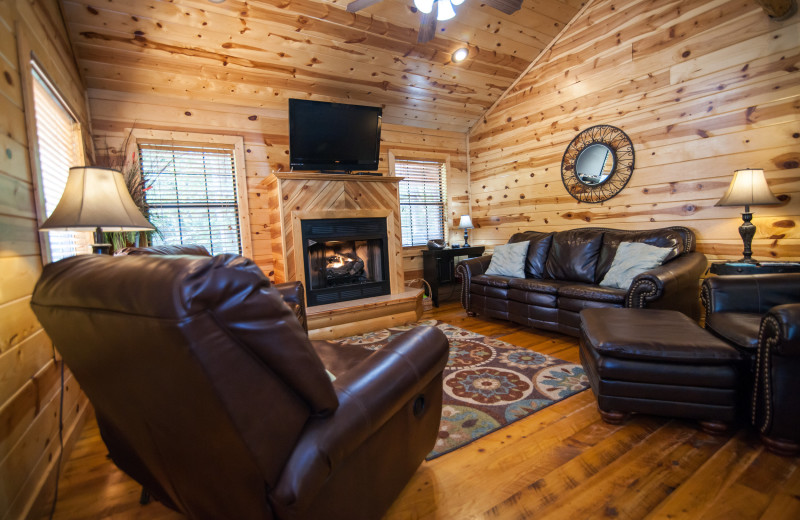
[127,129,253,258]
[19,47,89,264]
[389,150,451,249]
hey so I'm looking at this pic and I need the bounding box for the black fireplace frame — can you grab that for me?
[301,217,391,307]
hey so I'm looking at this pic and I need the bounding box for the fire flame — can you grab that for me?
[327,255,353,269]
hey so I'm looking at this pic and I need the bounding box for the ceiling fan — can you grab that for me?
[346,0,523,43]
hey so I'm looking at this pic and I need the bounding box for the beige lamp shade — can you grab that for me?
[458,215,474,229]
[39,166,155,232]
[715,169,779,208]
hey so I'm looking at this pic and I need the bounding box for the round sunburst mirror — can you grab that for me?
[561,125,635,203]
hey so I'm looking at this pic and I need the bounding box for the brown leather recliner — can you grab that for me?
[702,273,800,455]
[116,243,309,331]
[31,253,449,519]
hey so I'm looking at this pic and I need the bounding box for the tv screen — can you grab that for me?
[289,99,382,172]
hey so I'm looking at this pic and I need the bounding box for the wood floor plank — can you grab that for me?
[758,465,800,519]
[44,300,800,520]
[643,430,765,520]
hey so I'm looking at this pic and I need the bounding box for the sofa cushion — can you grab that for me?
[544,229,604,283]
[508,277,570,295]
[508,289,558,307]
[559,283,626,304]
[508,231,553,278]
[596,229,685,280]
[599,242,673,290]
[705,312,761,352]
[558,297,623,313]
[485,241,529,278]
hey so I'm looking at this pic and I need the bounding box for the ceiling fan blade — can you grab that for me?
[346,0,383,12]
[417,11,437,43]
[485,0,523,15]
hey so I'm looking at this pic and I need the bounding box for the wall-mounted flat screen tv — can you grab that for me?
[289,99,382,172]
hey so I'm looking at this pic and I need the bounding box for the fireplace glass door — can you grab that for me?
[301,218,390,306]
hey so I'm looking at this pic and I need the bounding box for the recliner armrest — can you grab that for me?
[275,281,307,332]
[702,273,800,318]
[626,251,707,319]
[762,304,800,356]
[270,326,448,511]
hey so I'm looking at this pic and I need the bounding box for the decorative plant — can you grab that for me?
[94,130,163,251]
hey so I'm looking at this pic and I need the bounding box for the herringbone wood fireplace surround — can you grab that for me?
[265,172,421,338]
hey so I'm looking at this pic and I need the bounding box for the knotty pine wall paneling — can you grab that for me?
[469,0,800,262]
[91,90,468,281]
[0,1,91,519]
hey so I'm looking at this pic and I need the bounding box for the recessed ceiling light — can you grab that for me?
[452,47,469,62]
[208,0,226,4]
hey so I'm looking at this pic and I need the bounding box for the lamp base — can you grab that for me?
[738,210,756,263]
[463,229,470,248]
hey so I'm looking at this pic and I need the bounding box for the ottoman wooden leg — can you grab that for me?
[599,409,630,425]
[466,311,476,317]
[760,435,800,456]
[698,421,730,435]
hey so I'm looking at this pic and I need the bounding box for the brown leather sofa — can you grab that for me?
[31,253,449,519]
[702,273,800,455]
[456,226,707,336]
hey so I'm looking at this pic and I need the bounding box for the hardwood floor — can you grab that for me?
[46,299,800,519]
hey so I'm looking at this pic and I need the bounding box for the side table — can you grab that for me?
[422,246,485,307]
[708,261,800,275]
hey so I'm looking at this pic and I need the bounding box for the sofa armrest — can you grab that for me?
[761,304,800,356]
[626,251,707,320]
[701,274,800,320]
[270,326,449,511]
[275,281,307,332]
[456,255,492,311]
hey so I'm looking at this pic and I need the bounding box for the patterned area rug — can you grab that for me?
[325,320,589,459]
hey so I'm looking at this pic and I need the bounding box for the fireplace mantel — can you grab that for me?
[269,172,403,183]
[265,173,405,296]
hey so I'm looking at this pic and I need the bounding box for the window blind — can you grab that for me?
[31,66,84,262]
[139,142,243,255]
[397,159,446,247]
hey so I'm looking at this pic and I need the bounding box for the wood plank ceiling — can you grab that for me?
[59,0,584,132]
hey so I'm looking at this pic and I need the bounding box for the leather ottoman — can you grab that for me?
[579,308,742,433]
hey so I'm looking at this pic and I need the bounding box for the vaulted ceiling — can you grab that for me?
[60,0,584,132]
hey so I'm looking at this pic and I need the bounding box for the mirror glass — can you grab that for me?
[575,143,615,185]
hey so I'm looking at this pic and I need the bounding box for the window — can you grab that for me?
[139,141,248,255]
[396,159,447,247]
[30,64,87,262]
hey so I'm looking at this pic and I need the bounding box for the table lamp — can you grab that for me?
[39,166,155,255]
[459,214,474,247]
[714,168,779,264]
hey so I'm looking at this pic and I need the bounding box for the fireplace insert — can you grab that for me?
[301,218,390,306]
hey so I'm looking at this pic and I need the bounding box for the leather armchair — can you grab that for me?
[702,273,800,455]
[31,253,449,519]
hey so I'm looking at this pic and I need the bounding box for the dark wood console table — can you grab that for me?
[422,246,485,307]
[708,261,800,275]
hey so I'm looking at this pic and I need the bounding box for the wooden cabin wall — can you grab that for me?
[469,0,800,262]
[90,92,469,282]
[0,0,91,518]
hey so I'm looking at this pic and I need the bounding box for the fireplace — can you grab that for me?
[301,217,391,306]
